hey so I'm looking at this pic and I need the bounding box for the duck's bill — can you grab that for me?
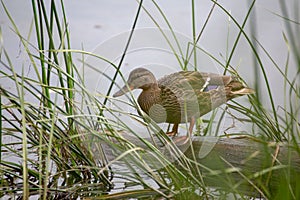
[113,85,133,97]
[231,87,255,95]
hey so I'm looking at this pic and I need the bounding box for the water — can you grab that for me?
[1,0,297,108]
[63,0,297,103]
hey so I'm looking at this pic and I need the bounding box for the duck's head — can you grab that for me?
[113,68,157,97]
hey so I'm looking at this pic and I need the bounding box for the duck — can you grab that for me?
[113,68,254,136]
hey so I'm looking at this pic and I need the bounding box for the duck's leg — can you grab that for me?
[166,124,178,136]
[173,117,195,144]
[188,117,195,135]
[166,118,195,137]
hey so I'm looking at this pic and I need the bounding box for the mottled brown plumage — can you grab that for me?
[113,68,254,136]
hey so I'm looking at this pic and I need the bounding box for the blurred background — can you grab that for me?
[1,0,299,135]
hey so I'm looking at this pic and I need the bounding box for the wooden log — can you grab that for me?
[180,136,300,196]
[101,133,300,197]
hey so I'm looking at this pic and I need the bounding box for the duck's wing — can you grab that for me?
[156,71,253,120]
[158,71,232,92]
